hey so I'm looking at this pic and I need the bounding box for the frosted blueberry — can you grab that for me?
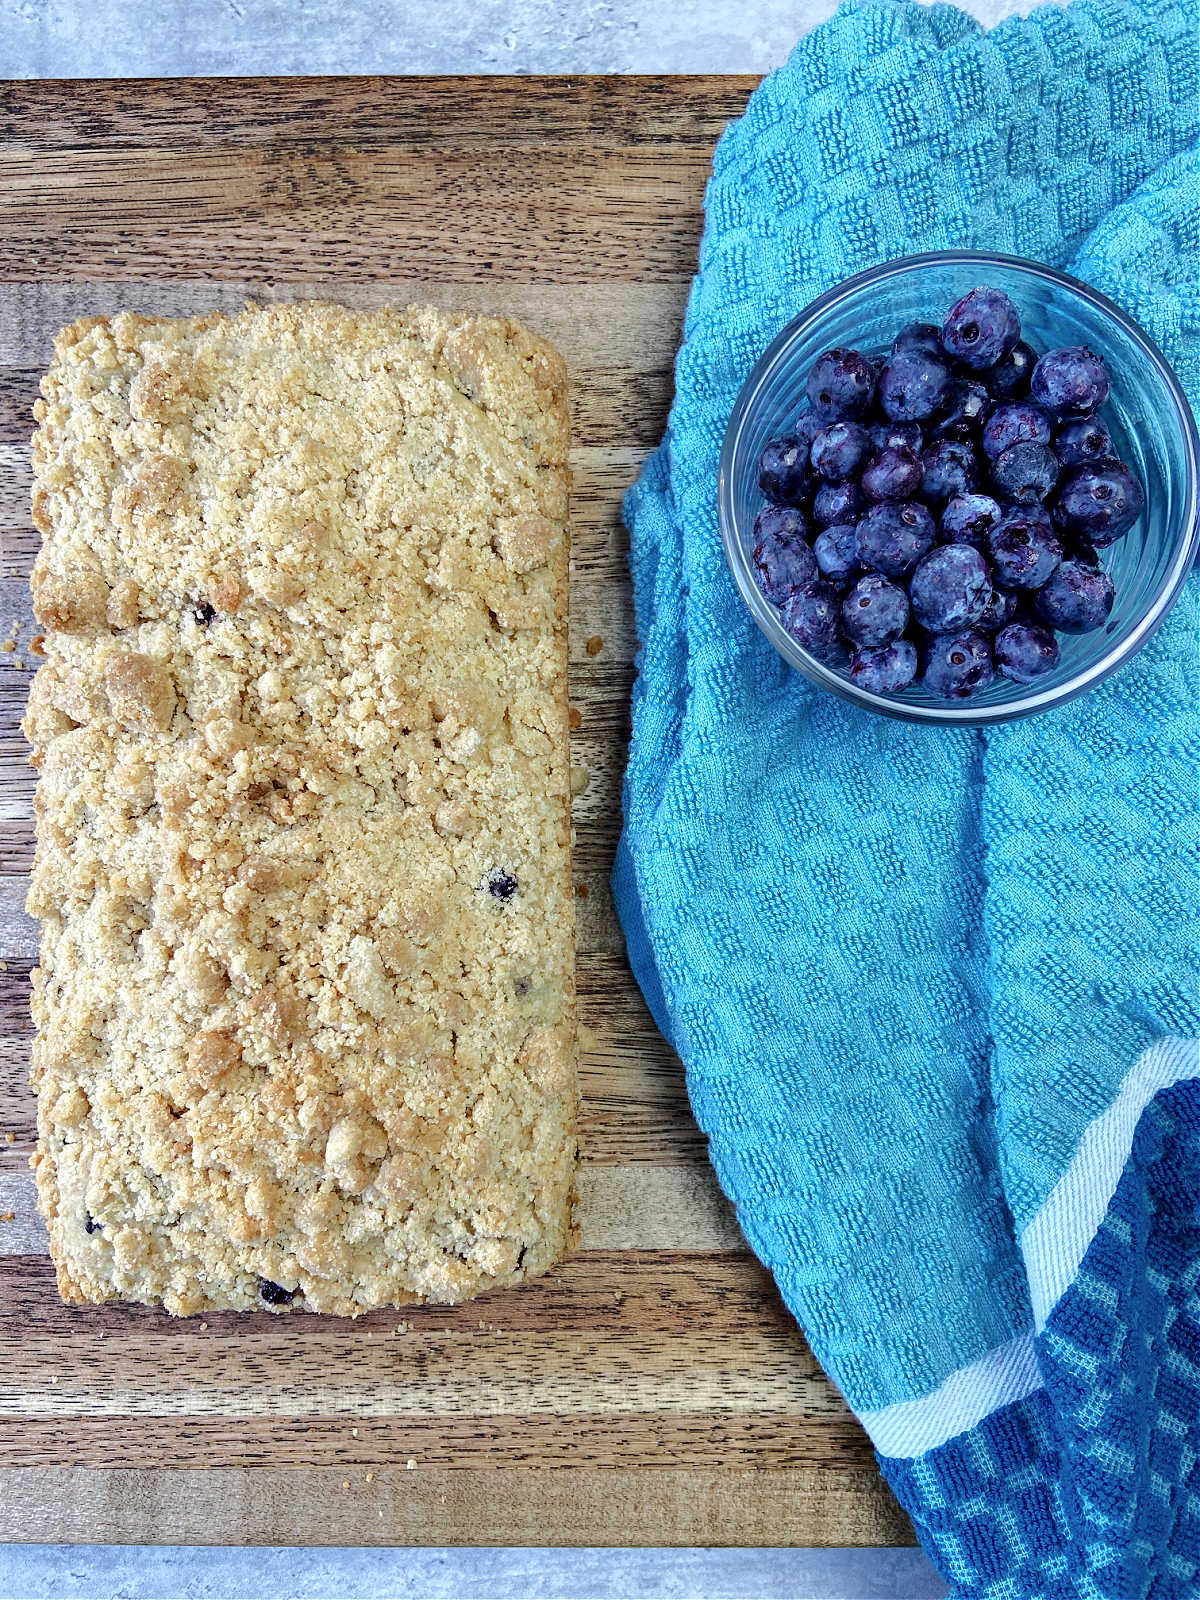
[910,545,992,633]
[850,639,919,694]
[855,501,936,577]
[1035,560,1115,632]
[807,348,876,420]
[923,629,994,698]
[988,507,1063,590]
[940,286,1021,369]
[861,445,923,502]
[1054,459,1143,545]
[1031,346,1110,417]
[841,573,910,648]
[995,622,1060,682]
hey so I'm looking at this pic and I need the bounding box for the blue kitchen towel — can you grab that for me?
[612,2,1200,1594]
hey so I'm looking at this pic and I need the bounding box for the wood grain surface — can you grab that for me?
[0,75,914,1549]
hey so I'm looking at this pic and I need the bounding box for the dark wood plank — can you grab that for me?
[0,1412,879,1471]
[0,76,755,156]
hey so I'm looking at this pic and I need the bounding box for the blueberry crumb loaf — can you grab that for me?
[24,302,577,1315]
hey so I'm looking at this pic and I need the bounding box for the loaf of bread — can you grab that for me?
[24,302,577,1315]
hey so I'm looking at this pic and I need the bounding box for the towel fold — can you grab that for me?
[613,2,1200,1593]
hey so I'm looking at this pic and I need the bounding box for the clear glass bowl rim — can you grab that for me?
[717,249,1200,726]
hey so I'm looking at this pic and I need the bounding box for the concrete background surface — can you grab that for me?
[3,0,1034,77]
[0,0,1037,1593]
[0,1543,951,1598]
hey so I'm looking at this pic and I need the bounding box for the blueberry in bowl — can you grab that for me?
[841,573,910,649]
[941,285,1021,370]
[720,251,1198,724]
[981,401,1051,460]
[941,492,1002,546]
[909,545,992,633]
[923,628,995,699]
[988,506,1063,590]
[751,505,816,603]
[1053,417,1111,468]
[861,445,923,503]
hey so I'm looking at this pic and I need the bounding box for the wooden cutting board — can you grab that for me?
[0,76,914,1548]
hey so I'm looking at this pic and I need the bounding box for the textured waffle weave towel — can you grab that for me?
[613,1,1200,1593]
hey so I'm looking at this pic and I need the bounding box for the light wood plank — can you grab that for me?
[0,1167,741,1258]
[0,280,689,377]
[0,1464,912,1548]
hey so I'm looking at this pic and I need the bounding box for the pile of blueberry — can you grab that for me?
[750,286,1144,698]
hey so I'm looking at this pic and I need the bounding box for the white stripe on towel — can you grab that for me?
[860,1035,1199,1459]
[1021,1035,1199,1331]
[861,1332,1041,1457]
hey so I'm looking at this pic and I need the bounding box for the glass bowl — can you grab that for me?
[718,251,1199,724]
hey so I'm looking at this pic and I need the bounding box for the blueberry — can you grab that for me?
[854,501,936,577]
[810,420,871,482]
[940,286,1021,370]
[991,441,1059,503]
[921,440,978,505]
[941,493,1002,545]
[879,351,953,422]
[891,322,943,359]
[1053,458,1143,545]
[975,584,1018,633]
[190,601,217,626]
[753,503,808,544]
[1034,559,1115,632]
[861,445,923,502]
[487,869,520,901]
[933,379,991,441]
[923,629,994,698]
[1054,418,1112,468]
[84,1212,103,1235]
[758,434,812,505]
[841,572,909,648]
[781,581,842,659]
[981,401,1051,459]
[849,639,919,694]
[752,504,812,595]
[869,421,923,455]
[807,348,876,421]
[987,339,1037,400]
[752,533,816,604]
[813,479,864,527]
[791,406,824,453]
[1068,537,1102,567]
[755,504,810,545]
[909,544,992,633]
[988,507,1063,589]
[995,622,1060,682]
[258,1277,298,1306]
[1031,346,1110,417]
[813,522,858,582]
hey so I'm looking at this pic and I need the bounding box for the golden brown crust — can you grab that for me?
[26,301,577,1316]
